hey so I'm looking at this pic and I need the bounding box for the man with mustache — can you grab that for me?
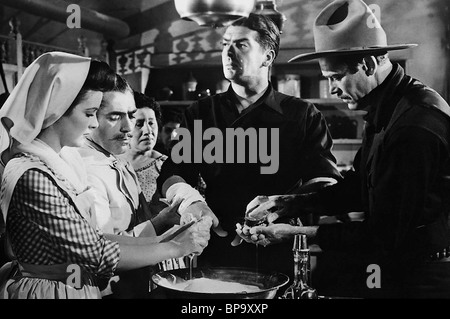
[79,74,146,235]
[78,74,182,298]
[157,13,342,279]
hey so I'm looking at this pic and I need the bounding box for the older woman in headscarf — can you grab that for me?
[0,52,211,299]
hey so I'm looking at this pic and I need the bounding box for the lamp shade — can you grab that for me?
[174,0,256,28]
[253,0,286,32]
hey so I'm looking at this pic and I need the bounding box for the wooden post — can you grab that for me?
[8,17,22,80]
[446,3,450,102]
[77,35,89,57]
[106,39,117,71]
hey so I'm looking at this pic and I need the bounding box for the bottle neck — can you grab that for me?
[293,249,311,287]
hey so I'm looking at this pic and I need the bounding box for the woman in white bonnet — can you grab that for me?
[0,52,211,299]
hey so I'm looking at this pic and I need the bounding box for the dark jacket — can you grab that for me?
[158,84,341,276]
[316,63,450,298]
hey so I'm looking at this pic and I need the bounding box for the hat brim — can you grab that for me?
[288,44,418,62]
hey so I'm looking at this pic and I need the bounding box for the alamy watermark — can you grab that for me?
[66,264,82,289]
[171,120,280,175]
[66,4,81,29]
[366,264,381,289]
[65,3,382,33]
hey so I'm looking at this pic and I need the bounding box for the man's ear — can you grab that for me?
[263,49,276,67]
[362,56,377,76]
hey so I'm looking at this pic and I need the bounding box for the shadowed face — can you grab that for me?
[159,121,180,149]
[319,57,372,110]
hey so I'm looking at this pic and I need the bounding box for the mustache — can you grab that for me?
[112,133,133,140]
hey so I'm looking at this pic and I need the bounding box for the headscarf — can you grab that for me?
[0,51,91,165]
[0,52,94,230]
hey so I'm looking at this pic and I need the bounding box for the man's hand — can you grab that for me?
[246,193,320,224]
[235,222,295,246]
[235,221,318,247]
[182,201,228,237]
[162,177,228,237]
[245,195,300,224]
[231,194,305,247]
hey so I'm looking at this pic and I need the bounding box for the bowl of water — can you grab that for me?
[152,267,289,299]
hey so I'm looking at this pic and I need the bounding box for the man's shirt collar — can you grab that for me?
[84,136,115,159]
[226,82,284,115]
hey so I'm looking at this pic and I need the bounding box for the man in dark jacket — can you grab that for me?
[239,0,450,298]
[157,13,341,278]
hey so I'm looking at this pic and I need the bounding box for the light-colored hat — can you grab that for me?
[0,51,91,163]
[289,0,417,62]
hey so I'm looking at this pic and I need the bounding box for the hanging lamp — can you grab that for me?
[253,0,287,32]
[174,0,256,28]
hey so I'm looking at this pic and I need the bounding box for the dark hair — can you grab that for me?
[0,92,9,109]
[112,73,133,94]
[97,72,134,111]
[231,13,281,59]
[133,91,162,128]
[65,60,116,114]
[162,109,184,126]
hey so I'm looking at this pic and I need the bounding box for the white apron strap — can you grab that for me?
[1,157,38,224]
[1,155,96,228]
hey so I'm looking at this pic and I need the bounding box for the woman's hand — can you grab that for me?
[168,216,213,257]
[157,199,182,227]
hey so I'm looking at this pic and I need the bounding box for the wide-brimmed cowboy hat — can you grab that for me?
[289,0,417,62]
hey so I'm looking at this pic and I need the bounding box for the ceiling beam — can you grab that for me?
[124,1,180,36]
[22,17,51,40]
[0,0,130,38]
[43,28,69,45]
